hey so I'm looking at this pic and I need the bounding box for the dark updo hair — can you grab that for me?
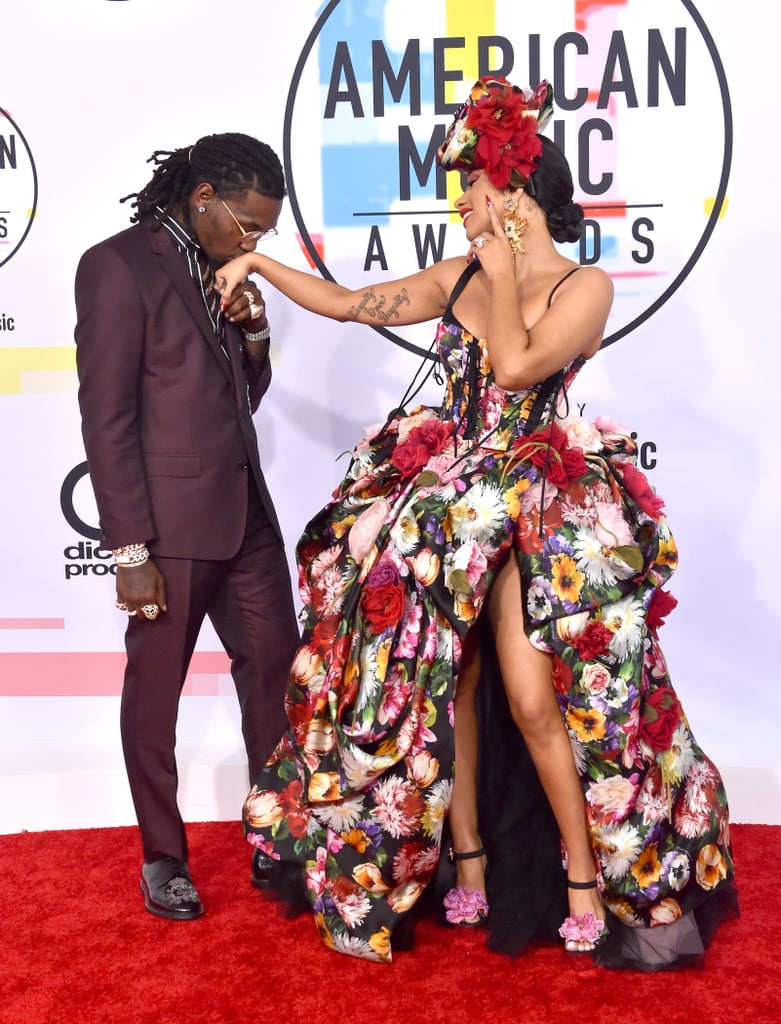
[528,136,584,244]
[120,132,286,223]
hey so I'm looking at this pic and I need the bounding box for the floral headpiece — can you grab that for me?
[437,77,554,191]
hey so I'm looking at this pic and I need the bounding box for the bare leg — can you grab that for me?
[488,557,605,950]
[447,628,486,897]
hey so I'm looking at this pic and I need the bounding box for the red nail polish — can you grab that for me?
[486,196,493,208]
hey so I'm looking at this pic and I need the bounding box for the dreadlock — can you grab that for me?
[119,132,286,223]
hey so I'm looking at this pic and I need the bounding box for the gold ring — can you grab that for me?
[115,600,128,611]
[141,603,160,620]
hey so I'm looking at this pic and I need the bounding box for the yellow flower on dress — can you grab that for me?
[454,592,477,623]
[696,844,728,890]
[308,772,341,802]
[630,843,662,888]
[353,862,391,893]
[342,657,359,702]
[656,534,679,570]
[363,637,391,690]
[368,926,392,960]
[314,911,335,949]
[566,704,607,742]
[331,514,357,539]
[503,478,531,518]
[375,637,391,678]
[342,828,371,853]
[551,554,585,603]
[602,896,643,926]
[374,735,404,759]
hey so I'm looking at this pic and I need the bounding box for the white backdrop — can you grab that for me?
[1,0,779,834]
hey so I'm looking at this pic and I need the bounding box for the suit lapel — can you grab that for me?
[146,222,233,383]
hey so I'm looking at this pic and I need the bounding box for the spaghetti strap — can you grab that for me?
[547,266,580,307]
[444,259,481,320]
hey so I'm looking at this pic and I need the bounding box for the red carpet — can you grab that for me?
[0,822,776,1024]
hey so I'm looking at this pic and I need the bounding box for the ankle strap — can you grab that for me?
[449,847,486,862]
[567,878,598,890]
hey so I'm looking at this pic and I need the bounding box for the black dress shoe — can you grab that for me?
[140,857,204,920]
[251,849,274,891]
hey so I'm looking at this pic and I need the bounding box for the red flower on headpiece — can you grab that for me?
[466,85,526,139]
[464,78,545,189]
[437,78,553,188]
[474,115,541,190]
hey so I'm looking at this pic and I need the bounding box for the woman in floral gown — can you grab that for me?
[215,78,736,967]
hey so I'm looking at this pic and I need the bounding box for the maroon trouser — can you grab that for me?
[120,489,299,863]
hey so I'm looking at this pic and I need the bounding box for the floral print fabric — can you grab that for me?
[243,287,733,963]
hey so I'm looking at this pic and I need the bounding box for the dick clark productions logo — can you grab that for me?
[283,0,731,353]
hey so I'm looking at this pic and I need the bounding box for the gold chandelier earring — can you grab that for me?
[503,196,528,257]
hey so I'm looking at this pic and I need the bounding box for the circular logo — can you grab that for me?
[0,108,38,268]
[61,462,102,541]
[283,0,731,351]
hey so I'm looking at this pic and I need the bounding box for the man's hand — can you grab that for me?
[215,253,263,322]
[222,279,268,326]
[115,560,167,621]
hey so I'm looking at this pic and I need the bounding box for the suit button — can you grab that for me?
[237,460,248,470]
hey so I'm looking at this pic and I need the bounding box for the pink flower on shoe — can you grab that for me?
[443,886,489,925]
[558,911,605,944]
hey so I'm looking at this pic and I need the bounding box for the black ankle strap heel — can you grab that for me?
[448,847,486,862]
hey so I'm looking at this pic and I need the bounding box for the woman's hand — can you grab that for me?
[215,253,259,313]
[468,197,516,281]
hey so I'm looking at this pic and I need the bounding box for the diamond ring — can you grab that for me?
[243,290,264,319]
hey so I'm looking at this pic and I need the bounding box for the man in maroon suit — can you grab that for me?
[74,133,299,920]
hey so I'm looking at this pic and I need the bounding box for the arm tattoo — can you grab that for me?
[348,288,410,323]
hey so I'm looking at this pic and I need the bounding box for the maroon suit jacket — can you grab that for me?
[74,218,283,559]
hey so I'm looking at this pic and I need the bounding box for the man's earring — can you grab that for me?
[197,206,206,213]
